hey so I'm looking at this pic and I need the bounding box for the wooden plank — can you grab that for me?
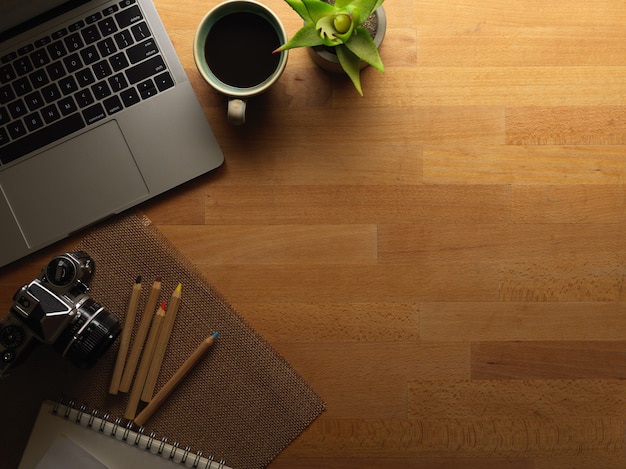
[203,185,511,224]
[408,379,626,418]
[471,342,626,379]
[507,107,626,145]
[420,303,626,342]
[200,263,502,303]
[235,303,419,343]
[423,146,626,185]
[280,417,624,457]
[157,225,378,264]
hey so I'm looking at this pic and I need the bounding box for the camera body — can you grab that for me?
[0,251,121,378]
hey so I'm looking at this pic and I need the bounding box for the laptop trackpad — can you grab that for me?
[2,121,149,248]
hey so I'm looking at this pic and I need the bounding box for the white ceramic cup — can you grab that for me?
[193,0,288,125]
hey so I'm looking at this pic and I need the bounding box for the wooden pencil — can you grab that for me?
[133,332,218,427]
[108,276,142,395]
[124,302,166,420]
[141,283,182,402]
[118,276,161,393]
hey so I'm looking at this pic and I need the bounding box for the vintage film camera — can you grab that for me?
[0,251,121,378]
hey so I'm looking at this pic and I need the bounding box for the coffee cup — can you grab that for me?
[193,0,288,125]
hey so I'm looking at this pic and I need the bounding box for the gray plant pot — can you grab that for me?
[307,5,387,73]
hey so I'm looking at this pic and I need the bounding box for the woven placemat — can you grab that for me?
[0,211,325,468]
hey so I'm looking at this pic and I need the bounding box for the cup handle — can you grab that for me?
[227,98,246,125]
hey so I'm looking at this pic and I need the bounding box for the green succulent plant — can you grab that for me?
[274,0,385,95]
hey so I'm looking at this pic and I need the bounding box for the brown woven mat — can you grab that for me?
[0,211,325,468]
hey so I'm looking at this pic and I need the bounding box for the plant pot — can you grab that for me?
[307,5,386,73]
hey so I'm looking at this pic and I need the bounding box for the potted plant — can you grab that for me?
[274,0,386,95]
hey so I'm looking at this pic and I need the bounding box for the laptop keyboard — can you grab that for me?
[0,0,175,166]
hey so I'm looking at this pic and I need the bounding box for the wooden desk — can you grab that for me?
[3,0,626,467]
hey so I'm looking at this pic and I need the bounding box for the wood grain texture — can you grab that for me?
[3,0,626,467]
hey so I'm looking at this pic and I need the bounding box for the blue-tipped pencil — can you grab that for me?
[133,332,219,427]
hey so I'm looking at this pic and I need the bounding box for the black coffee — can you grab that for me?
[204,11,281,88]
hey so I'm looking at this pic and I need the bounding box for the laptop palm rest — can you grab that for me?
[1,121,149,249]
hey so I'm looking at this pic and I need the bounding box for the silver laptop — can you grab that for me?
[0,0,224,268]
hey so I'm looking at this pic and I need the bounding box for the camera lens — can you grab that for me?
[52,298,121,369]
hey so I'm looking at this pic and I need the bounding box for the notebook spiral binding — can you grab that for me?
[52,398,227,469]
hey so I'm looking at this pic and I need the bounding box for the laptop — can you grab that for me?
[0,0,224,268]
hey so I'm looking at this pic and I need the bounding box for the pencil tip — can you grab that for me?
[135,275,142,283]
[175,283,182,293]
[156,276,162,282]
[211,331,219,339]
[160,301,167,310]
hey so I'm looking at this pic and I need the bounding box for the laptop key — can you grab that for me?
[98,18,118,37]
[115,5,143,29]
[30,49,50,68]
[0,64,16,83]
[81,45,100,65]
[114,30,134,49]
[14,57,33,76]
[97,38,117,57]
[103,5,120,16]
[93,60,113,80]
[0,84,15,104]
[75,89,94,108]
[76,68,96,87]
[41,83,61,103]
[17,44,34,56]
[41,104,61,124]
[25,91,45,111]
[131,22,151,42]
[120,87,140,107]
[29,69,49,89]
[109,52,129,72]
[126,55,165,85]
[58,96,78,115]
[68,21,85,32]
[91,81,111,100]
[81,25,102,45]
[47,41,68,60]
[34,37,51,48]
[51,28,68,40]
[24,112,44,132]
[63,53,83,73]
[0,127,9,147]
[108,73,128,92]
[65,33,84,52]
[83,103,106,124]
[7,120,26,140]
[127,38,158,64]
[137,78,157,99]
[0,107,9,125]
[0,113,85,165]
[46,61,67,80]
[154,71,174,91]
[8,99,27,119]
[59,76,79,95]
[103,95,123,114]
[13,77,32,96]
[86,12,103,24]
[1,52,17,64]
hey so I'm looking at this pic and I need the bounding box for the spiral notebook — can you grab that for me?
[1,211,325,469]
[20,400,231,468]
